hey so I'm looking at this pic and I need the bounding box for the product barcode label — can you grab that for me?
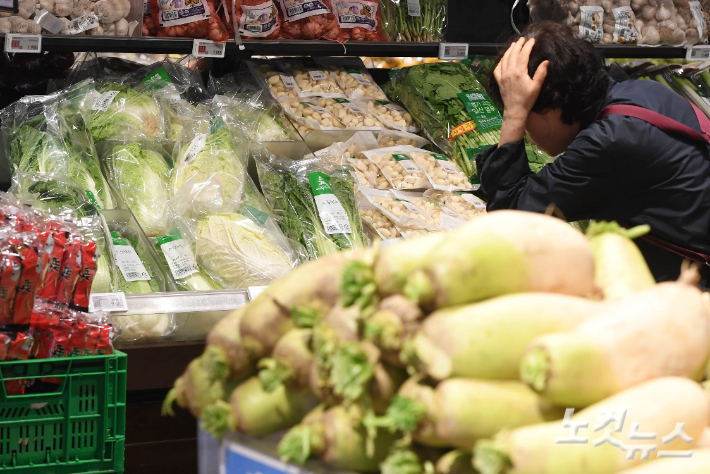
[163,10,179,20]
[334,98,365,115]
[279,74,298,88]
[88,292,128,313]
[192,39,226,58]
[392,154,421,174]
[348,71,371,85]
[460,193,487,208]
[5,34,41,53]
[160,239,199,280]
[402,201,421,214]
[69,12,100,34]
[433,154,460,173]
[341,14,355,22]
[407,0,420,16]
[439,43,469,60]
[113,244,151,282]
[184,133,207,163]
[91,90,120,112]
[287,4,303,15]
[687,45,710,60]
[308,172,352,235]
[303,102,332,116]
[308,69,328,81]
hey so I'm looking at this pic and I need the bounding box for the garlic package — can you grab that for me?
[528,0,707,45]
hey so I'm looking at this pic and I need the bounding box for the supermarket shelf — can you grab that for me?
[120,289,249,315]
[0,35,693,58]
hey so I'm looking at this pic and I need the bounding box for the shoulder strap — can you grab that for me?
[595,103,710,146]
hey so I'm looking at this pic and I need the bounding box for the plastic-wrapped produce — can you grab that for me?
[231,0,282,39]
[149,0,229,41]
[276,0,343,40]
[382,0,446,42]
[332,0,387,40]
[530,0,708,45]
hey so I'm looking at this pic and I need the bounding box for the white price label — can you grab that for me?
[91,90,119,112]
[341,101,365,115]
[247,286,268,301]
[392,154,421,174]
[687,45,710,60]
[407,0,420,16]
[160,239,199,280]
[184,133,207,163]
[5,34,41,53]
[308,69,328,81]
[402,201,422,214]
[434,154,460,174]
[89,292,128,313]
[69,12,100,34]
[314,194,352,235]
[279,74,298,88]
[303,102,332,116]
[192,39,226,58]
[460,193,487,209]
[439,43,469,60]
[112,245,151,282]
[349,72,371,85]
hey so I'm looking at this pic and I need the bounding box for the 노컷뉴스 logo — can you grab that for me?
[556,408,694,459]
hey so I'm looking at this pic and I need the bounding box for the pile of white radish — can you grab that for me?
[166,210,710,474]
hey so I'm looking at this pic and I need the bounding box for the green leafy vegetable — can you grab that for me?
[105,141,172,237]
[88,82,165,142]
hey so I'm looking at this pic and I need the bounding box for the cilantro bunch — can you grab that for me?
[389,62,501,182]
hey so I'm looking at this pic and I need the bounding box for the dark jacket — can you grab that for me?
[476,79,710,283]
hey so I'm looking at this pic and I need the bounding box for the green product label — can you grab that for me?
[466,145,493,160]
[333,98,349,104]
[376,100,389,106]
[156,228,183,246]
[458,91,503,131]
[244,205,269,225]
[346,68,361,74]
[392,153,412,162]
[210,116,224,134]
[142,68,172,90]
[307,172,334,196]
[85,190,102,212]
[111,231,129,246]
[432,153,448,161]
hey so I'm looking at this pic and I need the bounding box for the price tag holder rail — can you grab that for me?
[687,45,710,61]
[4,34,42,53]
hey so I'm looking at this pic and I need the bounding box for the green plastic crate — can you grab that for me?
[0,351,127,473]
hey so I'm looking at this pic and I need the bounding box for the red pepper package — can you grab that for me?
[0,332,10,359]
[55,237,82,306]
[332,0,385,41]
[231,0,282,39]
[6,331,33,361]
[95,325,115,355]
[10,237,46,326]
[65,319,90,358]
[38,229,69,301]
[150,0,230,42]
[83,323,101,356]
[0,242,21,327]
[50,317,73,359]
[71,241,98,311]
[276,0,342,40]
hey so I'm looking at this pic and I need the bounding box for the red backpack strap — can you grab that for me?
[595,103,710,146]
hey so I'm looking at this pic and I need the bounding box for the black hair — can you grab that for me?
[486,22,610,124]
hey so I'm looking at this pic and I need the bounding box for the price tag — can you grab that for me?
[279,74,298,88]
[392,154,421,174]
[433,153,460,174]
[184,133,207,163]
[192,39,226,58]
[686,45,710,60]
[460,193,487,209]
[247,286,268,301]
[308,69,328,81]
[439,43,469,60]
[89,292,128,313]
[407,0,420,16]
[91,90,119,112]
[5,34,42,53]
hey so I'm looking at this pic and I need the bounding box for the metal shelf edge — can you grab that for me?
[118,289,249,315]
[0,35,691,58]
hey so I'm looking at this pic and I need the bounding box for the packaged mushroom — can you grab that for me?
[366,99,419,133]
[377,129,431,148]
[530,0,708,45]
[281,58,347,98]
[361,146,430,190]
[359,186,436,230]
[281,100,346,130]
[357,197,402,240]
[407,148,473,192]
[246,59,303,101]
[424,189,487,220]
[315,57,389,101]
